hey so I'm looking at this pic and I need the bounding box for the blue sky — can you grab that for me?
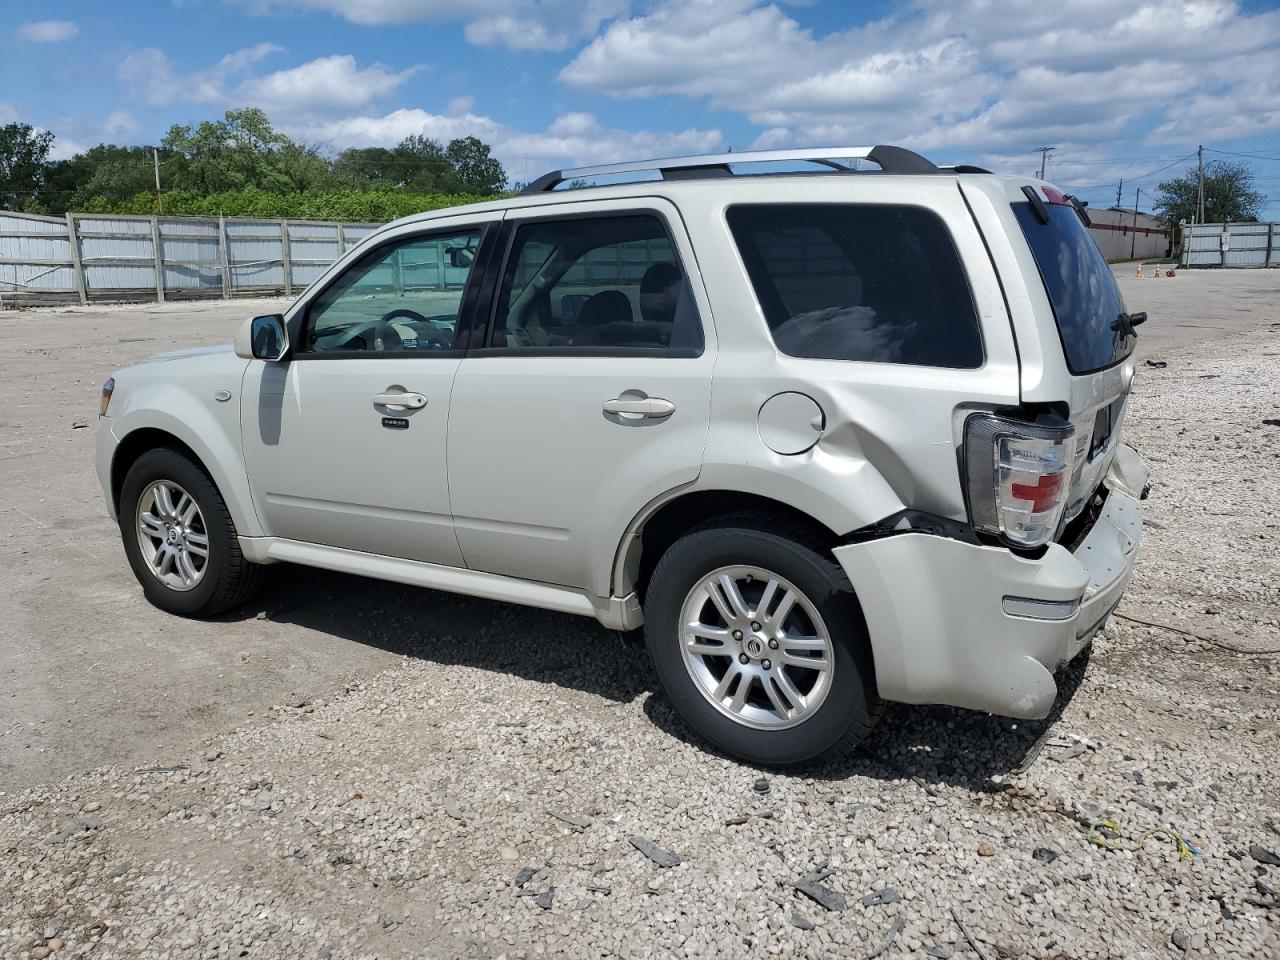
[3,0,1280,216]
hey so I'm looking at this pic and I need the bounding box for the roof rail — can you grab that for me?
[519,144,938,195]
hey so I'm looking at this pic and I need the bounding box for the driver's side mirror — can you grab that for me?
[234,314,290,362]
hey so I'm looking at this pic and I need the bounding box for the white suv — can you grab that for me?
[95,145,1148,766]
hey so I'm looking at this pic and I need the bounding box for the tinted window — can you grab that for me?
[1013,201,1132,374]
[303,230,480,353]
[727,204,983,367]
[490,214,703,354]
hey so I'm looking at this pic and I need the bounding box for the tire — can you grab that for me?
[643,512,883,766]
[119,447,263,617]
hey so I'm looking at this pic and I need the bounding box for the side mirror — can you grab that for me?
[234,314,290,361]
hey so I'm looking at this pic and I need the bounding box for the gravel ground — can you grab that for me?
[3,299,1279,958]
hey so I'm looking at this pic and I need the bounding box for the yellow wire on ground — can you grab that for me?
[1086,819,1201,861]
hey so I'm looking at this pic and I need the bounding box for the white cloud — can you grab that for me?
[445,95,475,116]
[19,20,78,43]
[239,0,626,51]
[119,45,413,117]
[284,107,722,183]
[0,102,18,124]
[43,113,141,160]
[120,43,283,106]
[235,55,418,115]
[561,0,1280,155]
[464,16,569,51]
[240,0,484,25]
[48,136,87,161]
[103,111,139,142]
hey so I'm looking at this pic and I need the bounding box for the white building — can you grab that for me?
[1086,207,1170,262]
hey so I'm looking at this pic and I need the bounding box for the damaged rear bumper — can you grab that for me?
[833,444,1147,719]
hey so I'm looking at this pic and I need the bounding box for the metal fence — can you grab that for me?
[0,210,383,307]
[1180,221,1279,268]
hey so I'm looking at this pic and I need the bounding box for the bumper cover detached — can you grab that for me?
[833,443,1147,719]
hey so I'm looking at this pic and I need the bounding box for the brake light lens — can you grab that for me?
[99,377,114,418]
[964,413,1074,548]
[1040,185,1071,205]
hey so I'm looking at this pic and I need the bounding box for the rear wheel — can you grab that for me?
[644,513,883,766]
[119,448,263,617]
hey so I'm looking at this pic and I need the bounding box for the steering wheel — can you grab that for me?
[379,308,431,325]
[342,318,403,352]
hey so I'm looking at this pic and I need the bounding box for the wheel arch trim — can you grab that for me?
[109,399,263,538]
[608,467,902,602]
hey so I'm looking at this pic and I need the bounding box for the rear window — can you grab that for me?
[1013,201,1133,374]
[726,204,983,368]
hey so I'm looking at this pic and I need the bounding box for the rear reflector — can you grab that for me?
[1002,596,1079,621]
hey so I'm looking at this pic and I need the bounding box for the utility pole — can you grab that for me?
[1035,146,1055,180]
[1130,186,1142,260]
[1115,178,1123,208]
[1197,144,1205,224]
[153,148,163,215]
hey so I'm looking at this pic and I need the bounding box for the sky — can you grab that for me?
[3,0,1280,217]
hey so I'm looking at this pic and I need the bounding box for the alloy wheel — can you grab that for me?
[135,479,210,592]
[678,565,834,730]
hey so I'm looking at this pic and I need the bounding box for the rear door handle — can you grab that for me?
[373,392,427,410]
[603,396,676,420]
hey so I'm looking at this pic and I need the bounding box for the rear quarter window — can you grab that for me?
[726,203,984,368]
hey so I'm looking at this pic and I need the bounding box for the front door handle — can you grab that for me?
[373,392,427,410]
[603,396,676,420]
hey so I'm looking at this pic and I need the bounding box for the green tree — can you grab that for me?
[41,145,157,213]
[332,146,401,189]
[397,135,462,192]
[334,136,474,193]
[11,107,509,215]
[0,122,54,211]
[161,108,298,195]
[1153,159,1265,225]
[445,136,506,194]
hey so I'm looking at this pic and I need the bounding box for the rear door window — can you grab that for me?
[488,214,703,355]
[726,204,983,368]
[1012,201,1132,374]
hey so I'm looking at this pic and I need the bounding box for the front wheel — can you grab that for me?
[643,514,882,766]
[119,448,263,617]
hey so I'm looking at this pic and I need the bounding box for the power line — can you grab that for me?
[1205,147,1280,162]
[1054,155,1188,165]
[1058,152,1197,191]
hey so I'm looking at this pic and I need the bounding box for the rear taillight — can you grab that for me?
[963,413,1074,549]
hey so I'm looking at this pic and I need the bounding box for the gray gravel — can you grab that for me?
[2,299,1280,957]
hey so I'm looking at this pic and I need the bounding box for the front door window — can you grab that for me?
[303,230,481,354]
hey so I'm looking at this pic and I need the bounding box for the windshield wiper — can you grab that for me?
[1064,195,1091,226]
[1112,311,1147,338]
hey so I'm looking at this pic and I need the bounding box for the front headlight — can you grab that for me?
[99,377,115,418]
